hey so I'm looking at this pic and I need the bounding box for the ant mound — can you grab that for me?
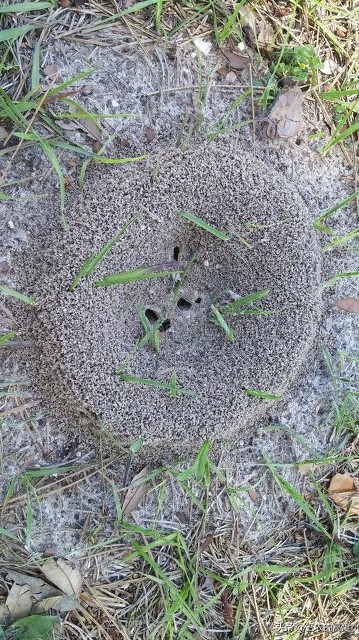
[17,144,321,451]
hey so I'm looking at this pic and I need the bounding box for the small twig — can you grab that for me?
[146,84,265,97]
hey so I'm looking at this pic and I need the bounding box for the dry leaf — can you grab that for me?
[66,103,101,142]
[247,489,259,502]
[267,86,304,139]
[202,576,215,592]
[217,67,228,77]
[33,594,78,613]
[199,532,214,553]
[0,260,10,274]
[7,571,59,601]
[336,297,359,314]
[222,49,249,70]
[41,559,82,597]
[297,462,318,476]
[122,467,149,516]
[0,602,11,625]
[43,64,58,80]
[92,140,101,153]
[5,584,32,620]
[145,127,156,143]
[328,472,359,515]
[119,137,130,148]
[60,0,71,6]
[221,589,234,629]
[257,20,274,46]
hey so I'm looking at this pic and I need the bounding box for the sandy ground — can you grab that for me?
[0,34,358,556]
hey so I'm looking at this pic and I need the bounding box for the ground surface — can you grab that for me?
[0,2,358,639]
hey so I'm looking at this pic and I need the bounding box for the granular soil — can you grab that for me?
[12,143,322,454]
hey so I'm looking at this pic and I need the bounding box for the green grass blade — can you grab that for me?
[0,285,37,306]
[95,266,182,287]
[0,525,20,542]
[194,440,210,483]
[323,271,359,287]
[31,41,41,91]
[264,454,332,540]
[220,290,269,314]
[154,0,163,31]
[118,373,202,399]
[0,331,17,346]
[69,214,139,291]
[314,190,359,225]
[0,25,37,42]
[39,140,67,230]
[244,388,282,401]
[179,210,230,241]
[91,154,146,165]
[170,371,178,398]
[45,69,94,97]
[0,2,51,13]
[322,229,359,251]
[209,305,235,342]
[137,306,160,353]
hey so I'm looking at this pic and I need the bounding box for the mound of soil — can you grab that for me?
[14,143,322,452]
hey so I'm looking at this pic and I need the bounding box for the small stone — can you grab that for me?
[0,260,10,274]
[226,71,237,84]
[7,220,14,229]
[203,260,209,267]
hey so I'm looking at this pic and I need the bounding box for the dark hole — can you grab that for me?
[173,246,180,261]
[159,319,171,332]
[195,297,202,304]
[145,309,158,323]
[177,297,192,310]
[295,138,302,145]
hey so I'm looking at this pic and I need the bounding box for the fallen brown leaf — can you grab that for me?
[199,532,214,553]
[328,472,359,515]
[0,260,10,274]
[59,103,101,142]
[221,589,234,629]
[247,489,259,502]
[267,86,304,139]
[33,594,78,613]
[7,571,59,601]
[217,67,228,77]
[122,467,149,516]
[41,559,82,597]
[336,297,359,314]
[5,584,32,621]
[43,64,58,80]
[202,576,215,592]
[145,126,156,143]
[92,140,101,153]
[221,49,249,70]
[60,0,70,7]
[257,20,275,46]
[119,137,130,148]
[42,545,58,557]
